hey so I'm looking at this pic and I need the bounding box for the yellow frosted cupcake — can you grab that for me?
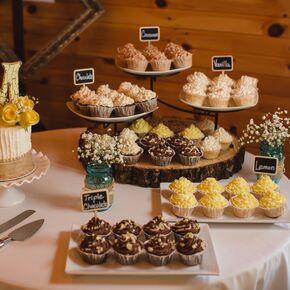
[151,123,174,139]
[259,190,287,218]
[230,192,258,218]
[129,118,152,137]
[169,177,196,195]
[199,193,228,218]
[181,124,205,141]
[251,175,278,199]
[225,177,250,199]
[197,177,224,196]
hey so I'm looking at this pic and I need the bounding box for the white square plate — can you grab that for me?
[160,182,290,223]
[65,224,219,276]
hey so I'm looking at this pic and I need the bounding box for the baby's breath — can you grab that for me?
[239,108,290,147]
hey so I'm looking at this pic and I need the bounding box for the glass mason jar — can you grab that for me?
[84,163,114,211]
[258,141,285,183]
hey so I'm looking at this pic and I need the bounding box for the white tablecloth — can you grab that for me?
[0,128,289,290]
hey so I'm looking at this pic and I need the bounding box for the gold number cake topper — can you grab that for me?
[0,61,22,104]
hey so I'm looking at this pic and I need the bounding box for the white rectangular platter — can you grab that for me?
[160,182,290,223]
[65,224,219,276]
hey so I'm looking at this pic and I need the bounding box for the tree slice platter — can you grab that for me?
[113,138,245,188]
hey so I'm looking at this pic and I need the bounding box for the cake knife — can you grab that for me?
[0,219,44,248]
[0,210,35,234]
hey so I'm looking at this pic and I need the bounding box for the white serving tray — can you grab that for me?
[65,224,219,276]
[67,101,158,123]
[160,182,290,223]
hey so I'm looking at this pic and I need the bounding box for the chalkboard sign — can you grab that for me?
[211,55,233,71]
[139,26,160,42]
[73,68,94,85]
[81,189,109,212]
[253,155,278,175]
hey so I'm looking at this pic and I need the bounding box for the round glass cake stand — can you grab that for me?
[0,151,50,207]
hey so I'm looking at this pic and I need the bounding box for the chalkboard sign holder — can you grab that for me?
[253,155,278,175]
[81,188,109,212]
[73,68,95,86]
[211,55,233,72]
[139,26,160,42]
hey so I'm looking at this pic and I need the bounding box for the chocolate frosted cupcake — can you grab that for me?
[113,233,143,265]
[81,217,111,237]
[144,234,175,266]
[78,235,111,264]
[148,144,175,166]
[112,219,142,237]
[178,145,203,166]
[139,133,164,151]
[176,233,207,266]
[143,216,172,239]
[166,134,193,153]
[171,218,200,240]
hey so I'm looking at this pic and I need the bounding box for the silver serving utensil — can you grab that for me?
[0,210,35,234]
[0,219,44,248]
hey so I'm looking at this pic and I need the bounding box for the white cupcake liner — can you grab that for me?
[177,242,207,266]
[232,94,255,106]
[180,91,207,106]
[127,59,148,71]
[78,248,110,264]
[114,250,142,265]
[122,148,144,165]
[150,59,172,71]
[200,202,228,218]
[173,54,192,68]
[230,203,257,218]
[114,104,136,117]
[171,203,196,218]
[208,97,230,108]
[259,204,286,218]
[88,105,114,118]
[149,151,175,166]
[146,251,174,266]
[202,149,220,160]
[136,97,158,112]
[178,153,202,166]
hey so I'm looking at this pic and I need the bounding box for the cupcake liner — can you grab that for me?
[149,151,175,166]
[202,149,220,160]
[231,204,257,218]
[208,97,230,108]
[127,59,148,71]
[180,91,207,106]
[114,250,141,265]
[200,203,228,218]
[88,105,114,118]
[78,248,110,264]
[171,203,196,218]
[150,59,172,71]
[173,54,192,68]
[260,204,286,218]
[232,94,255,106]
[114,104,136,117]
[146,251,174,266]
[178,244,207,266]
[136,97,158,112]
[77,103,90,116]
[178,153,202,166]
[122,148,143,165]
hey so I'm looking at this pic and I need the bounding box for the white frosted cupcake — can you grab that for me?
[119,128,138,142]
[120,138,143,165]
[212,127,233,150]
[180,82,207,106]
[186,72,211,87]
[134,87,157,112]
[164,42,192,68]
[127,52,148,71]
[88,95,114,117]
[150,52,172,71]
[201,136,221,159]
[96,84,111,96]
[116,43,138,68]
[113,93,136,116]
[118,81,134,95]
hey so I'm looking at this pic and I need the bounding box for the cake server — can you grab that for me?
[0,210,35,234]
[0,219,44,248]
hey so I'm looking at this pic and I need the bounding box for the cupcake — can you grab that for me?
[75,88,98,116]
[144,234,175,266]
[232,76,258,106]
[169,177,197,195]
[119,128,138,143]
[127,51,148,71]
[172,218,200,240]
[71,85,93,109]
[178,145,203,166]
[150,123,174,139]
[78,235,111,264]
[118,81,134,96]
[176,233,207,266]
[88,95,114,117]
[180,82,207,106]
[139,133,163,151]
[133,87,157,112]
[230,192,259,218]
[186,72,211,87]
[142,216,172,239]
[181,124,205,142]
[96,84,111,96]
[150,51,172,71]
[251,175,278,199]
[201,136,221,159]
[81,216,112,237]
[112,219,142,237]
[197,177,224,196]
[148,143,175,166]
[129,118,152,138]
[125,84,141,100]
[113,233,143,265]
[196,118,215,136]
[113,93,136,116]
[120,138,143,165]
[142,44,160,61]
[225,177,250,199]
[166,134,193,153]
[116,43,138,68]
[164,42,192,68]
[259,190,287,218]
[199,193,228,218]
[212,127,233,150]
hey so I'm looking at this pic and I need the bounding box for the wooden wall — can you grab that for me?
[0,0,289,176]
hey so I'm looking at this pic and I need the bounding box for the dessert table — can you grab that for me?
[0,128,289,290]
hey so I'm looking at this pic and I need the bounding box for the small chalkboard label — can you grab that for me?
[139,26,160,42]
[73,68,94,85]
[253,155,278,175]
[81,189,109,212]
[211,55,233,71]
